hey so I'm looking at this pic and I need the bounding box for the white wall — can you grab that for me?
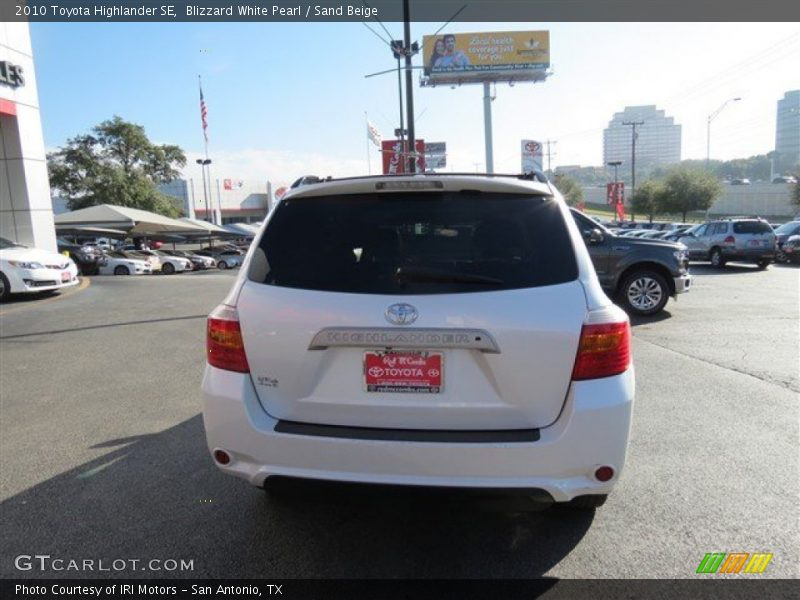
[0,22,56,252]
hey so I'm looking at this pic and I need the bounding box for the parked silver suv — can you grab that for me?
[678,218,775,269]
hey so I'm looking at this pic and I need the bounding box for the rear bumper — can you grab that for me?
[721,247,775,260]
[201,365,635,502]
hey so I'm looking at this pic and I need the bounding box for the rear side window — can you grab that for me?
[249,192,578,294]
[710,223,727,235]
[733,221,773,234]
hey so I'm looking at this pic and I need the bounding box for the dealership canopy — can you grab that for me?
[54,204,206,235]
[222,223,260,237]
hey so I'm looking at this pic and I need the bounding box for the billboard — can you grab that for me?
[424,142,447,170]
[382,139,426,175]
[422,31,549,85]
[521,140,543,173]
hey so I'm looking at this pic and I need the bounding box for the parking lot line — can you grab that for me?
[0,276,90,317]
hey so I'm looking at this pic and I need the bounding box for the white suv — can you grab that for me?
[201,174,635,509]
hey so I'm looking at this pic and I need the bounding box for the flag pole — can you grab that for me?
[365,111,371,175]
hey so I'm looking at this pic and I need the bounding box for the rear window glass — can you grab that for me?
[249,192,578,294]
[733,221,773,234]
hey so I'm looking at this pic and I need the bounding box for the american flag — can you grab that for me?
[199,82,209,143]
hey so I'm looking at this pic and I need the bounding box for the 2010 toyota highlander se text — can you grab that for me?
[201,174,635,509]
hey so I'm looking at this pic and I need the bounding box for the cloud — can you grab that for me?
[181,147,368,188]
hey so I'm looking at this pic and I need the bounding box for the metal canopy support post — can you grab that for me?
[483,81,494,174]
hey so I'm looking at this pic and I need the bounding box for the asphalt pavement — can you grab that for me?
[0,264,797,579]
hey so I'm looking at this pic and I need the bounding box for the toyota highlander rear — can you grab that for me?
[202,175,635,509]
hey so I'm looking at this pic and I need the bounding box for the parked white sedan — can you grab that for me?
[139,250,193,274]
[0,236,79,301]
[97,252,152,276]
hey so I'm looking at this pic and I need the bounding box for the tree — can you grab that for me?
[791,179,800,211]
[48,116,186,217]
[657,167,723,222]
[630,180,664,223]
[553,173,584,207]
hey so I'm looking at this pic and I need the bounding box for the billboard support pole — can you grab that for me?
[403,0,416,173]
[483,81,494,174]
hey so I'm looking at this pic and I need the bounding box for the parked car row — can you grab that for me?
[55,238,249,276]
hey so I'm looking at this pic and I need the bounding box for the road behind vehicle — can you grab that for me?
[678,218,775,269]
[202,174,635,510]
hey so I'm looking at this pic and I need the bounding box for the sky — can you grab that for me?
[29,21,800,188]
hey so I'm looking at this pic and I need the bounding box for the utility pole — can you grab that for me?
[403,0,416,173]
[544,140,557,174]
[622,120,643,219]
[483,82,494,173]
[390,41,406,151]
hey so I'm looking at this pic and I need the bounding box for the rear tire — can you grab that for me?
[113,265,130,276]
[566,494,608,510]
[619,270,669,316]
[710,247,725,268]
[162,262,175,275]
[0,272,11,302]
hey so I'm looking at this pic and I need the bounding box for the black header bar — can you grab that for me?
[2,0,798,22]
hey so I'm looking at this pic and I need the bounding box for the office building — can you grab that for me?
[775,90,800,173]
[603,105,681,171]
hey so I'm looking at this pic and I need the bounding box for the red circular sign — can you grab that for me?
[274,186,288,199]
[525,141,541,152]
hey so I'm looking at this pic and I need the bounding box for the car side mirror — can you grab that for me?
[585,228,604,244]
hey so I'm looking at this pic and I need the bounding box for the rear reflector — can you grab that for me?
[594,466,615,482]
[207,305,250,373]
[571,321,631,381]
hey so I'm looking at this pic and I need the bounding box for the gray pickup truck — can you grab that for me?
[570,209,692,316]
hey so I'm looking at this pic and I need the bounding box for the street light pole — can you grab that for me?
[706,97,741,170]
[196,158,212,222]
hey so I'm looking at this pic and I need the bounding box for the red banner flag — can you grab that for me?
[382,140,425,174]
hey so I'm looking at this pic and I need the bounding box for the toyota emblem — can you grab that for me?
[385,303,418,326]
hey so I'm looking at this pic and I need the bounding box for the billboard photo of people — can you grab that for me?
[423,30,549,83]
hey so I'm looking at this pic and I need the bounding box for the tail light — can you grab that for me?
[723,236,735,245]
[207,304,249,373]
[572,321,631,381]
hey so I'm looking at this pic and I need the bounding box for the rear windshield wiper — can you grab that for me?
[395,266,504,286]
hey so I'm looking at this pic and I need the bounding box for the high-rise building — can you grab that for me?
[775,90,800,173]
[603,106,681,174]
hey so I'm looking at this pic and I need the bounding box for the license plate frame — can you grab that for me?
[60,271,71,282]
[363,350,443,393]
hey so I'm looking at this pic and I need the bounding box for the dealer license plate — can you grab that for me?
[363,351,443,393]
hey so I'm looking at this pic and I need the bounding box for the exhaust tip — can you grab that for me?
[213,449,231,465]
